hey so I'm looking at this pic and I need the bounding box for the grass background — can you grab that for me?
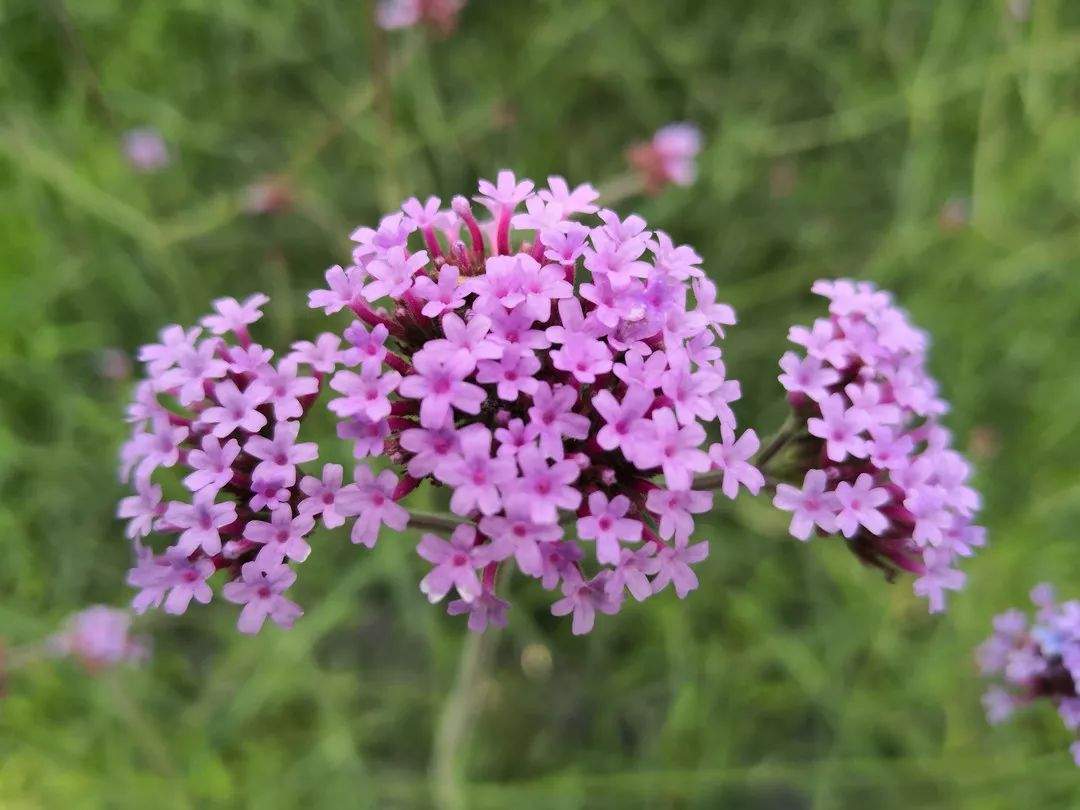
[3,0,1080,806]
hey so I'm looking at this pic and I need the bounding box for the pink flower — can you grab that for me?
[551,337,612,383]
[163,491,237,556]
[613,349,667,390]
[222,561,303,634]
[416,525,498,603]
[122,127,169,172]
[551,571,622,635]
[398,350,484,428]
[476,345,541,400]
[158,550,215,615]
[708,427,764,499]
[788,320,850,368]
[538,175,599,215]
[651,123,702,186]
[363,247,429,301]
[424,313,501,367]
[338,413,389,458]
[592,387,652,453]
[628,123,702,192]
[493,418,538,458]
[650,540,709,599]
[833,473,889,538]
[512,446,581,524]
[138,324,200,374]
[201,380,271,437]
[309,265,365,315]
[184,436,241,493]
[413,264,468,317]
[913,549,966,613]
[645,487,713,543]
[249,474,290,512]
[125,418,188,479]
[289,333,343,373]
[434,426,517,516]
[400,421,461,477]
[50,606,148,670]
[378,0,465,35]
[807,393,867,462]
[527,382,589,460]
[201,293,269,337]
[336,467,409,547]
[576,492,643,565]
[475,170,534,214]
[328,365,401,422]
[298,463,350,529]
[772,470,838,541]
[342,321,390,369]
[244,421,318,486]
[121,293,326,634]
[778,351,839,401]
[607,545,659,602]
[478,499,561,576]
[632,407,710,490]
[117,479,163,539]
[244,506,315,565]
[661,354,721,424]
[259,361,318,420]
[304,173,752,632]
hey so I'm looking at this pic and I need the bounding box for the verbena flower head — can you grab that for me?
[118,294,356,634]
[627,124,702,193]
[122,127,169,173]
[977,584,1080,767]
[48,606,148,671]
[771,280,983,612]
[310,171,754,633]
[377,0,465,34]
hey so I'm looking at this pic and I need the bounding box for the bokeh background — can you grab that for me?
[3,0,1080,807]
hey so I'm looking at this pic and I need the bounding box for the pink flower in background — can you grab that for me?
[308,172,754,633]
[48,607,148,671]
[377,0,466,35]
[627,123,702,193]
[122,128,169,172]
[978,584,1080,768]
[769,279,984,612]
[118,294,332,633]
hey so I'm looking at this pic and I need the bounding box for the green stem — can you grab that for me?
[597,172,645,207]
[409,510,467,533]
[431,621,498,809]
[693,416,801,492]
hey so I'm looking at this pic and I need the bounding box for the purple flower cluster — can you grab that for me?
[978,584,1080,767]
[309,171,756,633]
[377,0,465,34]
[48,606,148,671]
[627,124,702,193]
[117,294,377,634]
[772,280,983,612]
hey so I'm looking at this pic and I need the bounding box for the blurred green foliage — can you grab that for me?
[2,0,1080,807]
